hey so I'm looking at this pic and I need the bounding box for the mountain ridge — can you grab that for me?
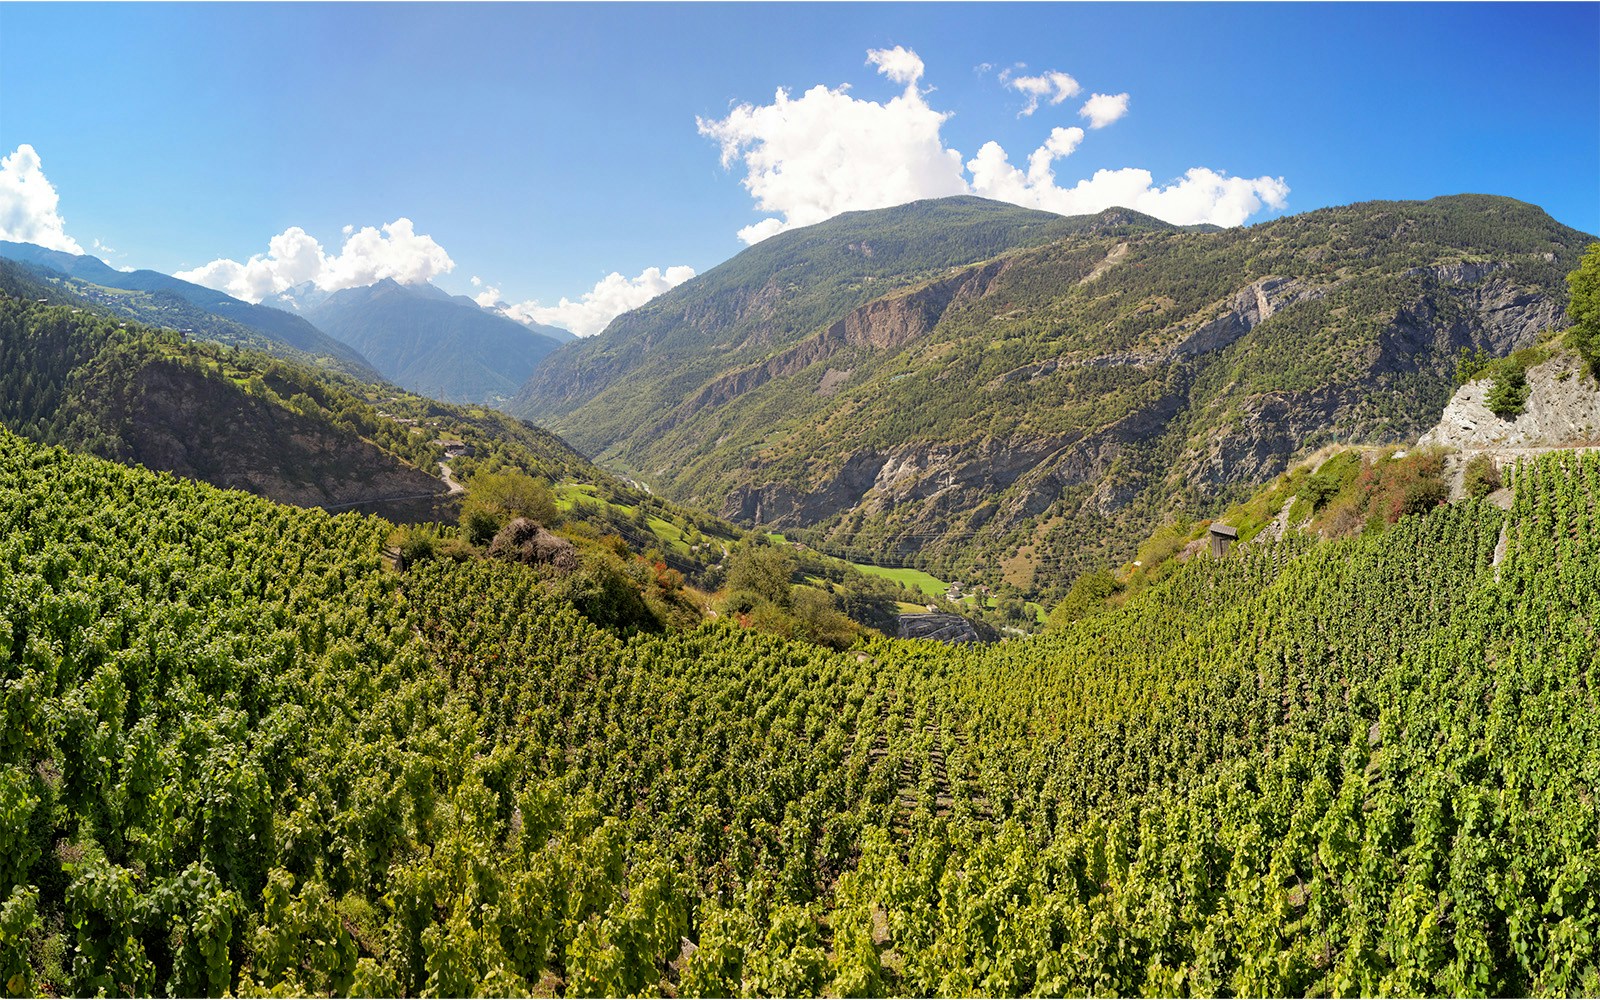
[290,277,567,405]
[514,193,1594,601]
[0,240,380,377]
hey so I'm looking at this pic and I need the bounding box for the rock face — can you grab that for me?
[517,195,1595,598]
[896,613,982,644]
[90,360,452,521]
[1420,355,1600,451]
[487,518,579,572]
[1419,352,1600,498]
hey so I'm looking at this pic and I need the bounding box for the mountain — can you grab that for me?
[0,240,380,378]
[514,194,1594,602]
[282,278,567,405]
[510,196,1169,442]
[0,263,602,522]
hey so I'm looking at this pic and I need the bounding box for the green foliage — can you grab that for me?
[462,470,559,528]
[1487,363,1530,418]
[11,418,1600,997]
[1455,345,1492,384]
[1462,453,1503,499]
[1568,241,1600,372]
[521,194,1592,604]
[724,541,799,608]
[1046,568,1122,629]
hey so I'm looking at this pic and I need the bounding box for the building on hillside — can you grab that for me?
[1209,522,1238,558]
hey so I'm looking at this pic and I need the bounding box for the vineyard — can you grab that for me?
[3,426,1600,996]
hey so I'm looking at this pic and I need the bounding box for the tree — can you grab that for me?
[724,543,797,608]
[1569,242,1600,373]
[461,471,559,531]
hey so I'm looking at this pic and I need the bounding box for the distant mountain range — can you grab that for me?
[0,240,380,378]
[267,277,570,405]
[0,240,582,407]
[511,193,1595,600]
[0,257,597,521]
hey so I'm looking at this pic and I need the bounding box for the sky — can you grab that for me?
[1,2,1597,335]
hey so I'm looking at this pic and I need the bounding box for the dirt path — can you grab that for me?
[439,463,466,495]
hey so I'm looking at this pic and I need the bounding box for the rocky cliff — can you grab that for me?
[77,359,454,521]
[1420,350,1600,497]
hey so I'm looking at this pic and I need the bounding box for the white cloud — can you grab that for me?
[970,134,1289,227]
[498,265,696,337]
[697,48,968,244]
[865,45,924,86]
[474,284,502,308]
[176,218,455,302]
[705,49,1289,235]
[1007,70,1081,116]
[0,144,83,254]
[1079,92,1130,129]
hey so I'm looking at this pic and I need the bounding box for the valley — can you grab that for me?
[2,163,1599,1000]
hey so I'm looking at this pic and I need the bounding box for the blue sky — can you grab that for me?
[2,3,1596,333]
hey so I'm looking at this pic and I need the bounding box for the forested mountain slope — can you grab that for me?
[0,241,379,379]
[291,278,566,406]
[524,195,1592,601]
[5,422,1600,996]
[511,197,1172,443]
[0,274,595,522]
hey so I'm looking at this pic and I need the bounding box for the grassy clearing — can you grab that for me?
[850,562,949,596]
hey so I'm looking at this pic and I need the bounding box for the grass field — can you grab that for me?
[849,562,950,596]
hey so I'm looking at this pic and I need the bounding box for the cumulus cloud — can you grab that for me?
[705,48,1289,235]
[865,45,925,86]
[176,218,454,302]
[1007,70,1081,116]
[0,144,83,254]
[970,133,1289,227]
[498,265,697,337]
[1079,92,1130,129]
[697,47,968,244]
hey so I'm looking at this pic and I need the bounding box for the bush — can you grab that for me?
[1401,476,1449,517]
[1569,241,1600,373]
[393,527,436,571]
[460,508,500,547]
[1462,453,1502,499]
[1047,568,1122,630]
[725,543,797,608]
[462,472,559,528]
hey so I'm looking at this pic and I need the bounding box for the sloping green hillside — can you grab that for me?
[0,242,379,379]
[512,198,1172,445]
[4,424,1600,996]
[528,195,1591,602]
[0,277,594,522]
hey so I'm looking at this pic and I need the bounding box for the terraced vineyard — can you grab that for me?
[3,426,1600,996]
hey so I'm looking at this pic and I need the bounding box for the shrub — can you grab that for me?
[1462,453,1502,499]
[460,508,500,547]
[1047,568,1122,630]
[393,527,436,570]
[462,472,559,528]
[1401,476,1449,516]
[1568,241,1600,373]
